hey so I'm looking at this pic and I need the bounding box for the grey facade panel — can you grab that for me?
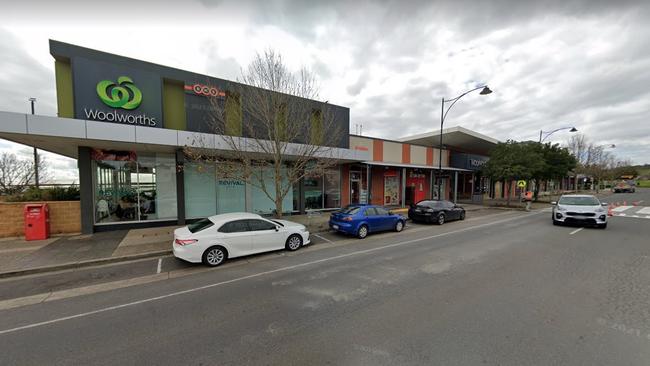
[50,40,350,148]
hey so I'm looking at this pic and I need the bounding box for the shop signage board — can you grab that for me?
[72,57,163,127]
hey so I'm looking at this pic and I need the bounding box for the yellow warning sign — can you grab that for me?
[517,180,526,188]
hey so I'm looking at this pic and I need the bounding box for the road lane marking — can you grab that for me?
[0,211,544,336]
[637,207,650,215]
[612,206,632,212]
[313,234,334,244]
[156,258,162,274]
[569,228,584,235]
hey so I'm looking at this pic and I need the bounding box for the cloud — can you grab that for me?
[0,0,649,167]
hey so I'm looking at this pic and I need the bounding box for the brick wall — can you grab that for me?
[0,201,81,238]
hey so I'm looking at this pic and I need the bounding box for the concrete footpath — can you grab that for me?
[0,203,502,278]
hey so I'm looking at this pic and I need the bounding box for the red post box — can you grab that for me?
[24,203,50,241]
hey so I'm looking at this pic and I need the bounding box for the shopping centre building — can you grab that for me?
[0,40,503,234]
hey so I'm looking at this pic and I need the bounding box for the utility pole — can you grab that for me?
[29,98,39,189]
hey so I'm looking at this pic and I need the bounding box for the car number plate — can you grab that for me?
[333,225,339,229]
[415,209,421,212]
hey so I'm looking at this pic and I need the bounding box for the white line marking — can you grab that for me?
[0,211,542,336]
[156,258,162,274]
[612,206,632,212]
[313,233,334,244]
[569,228,584,235]
[637,207,650,215]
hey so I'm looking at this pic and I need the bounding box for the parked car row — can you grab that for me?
[173,200,466,267]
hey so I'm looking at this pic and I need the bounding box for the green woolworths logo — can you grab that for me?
[96,76,142,110]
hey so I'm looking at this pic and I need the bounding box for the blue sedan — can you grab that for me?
[329,204,406,239]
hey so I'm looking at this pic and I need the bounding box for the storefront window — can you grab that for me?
[250,167,294,215]
[93,151,177,224]
[304,175,323,210]
[184,162,217,219]
[324,168,340,208]
[216,178,246,214]
[384,169,400,206]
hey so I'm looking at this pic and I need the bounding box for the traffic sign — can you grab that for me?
[517,180,526,188]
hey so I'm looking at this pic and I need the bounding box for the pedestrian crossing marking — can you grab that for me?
[612,206,633,212]
[610,206,650,220]
[637,207,650,215]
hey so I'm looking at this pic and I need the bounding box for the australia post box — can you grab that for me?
[24,203,50,241]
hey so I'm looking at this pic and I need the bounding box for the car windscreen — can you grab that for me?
[340,207,360,215]
[558,196,600,206]
[187,218,214,233]
[416,201,441,208]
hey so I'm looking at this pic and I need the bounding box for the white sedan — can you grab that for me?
[173,212,310,266]
[551,194,608,229]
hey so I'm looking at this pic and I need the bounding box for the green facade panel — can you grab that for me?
[54,60,74,118]
[162,80,186,130]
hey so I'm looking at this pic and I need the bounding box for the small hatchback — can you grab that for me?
[329,205,406,239]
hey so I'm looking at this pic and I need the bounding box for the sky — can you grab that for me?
[1,0,649,183]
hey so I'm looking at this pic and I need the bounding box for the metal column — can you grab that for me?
[454,171,458,203]
[366,164,372,204]
[175,150,186,225]
[78,146,94,235]
[401,168,407,207]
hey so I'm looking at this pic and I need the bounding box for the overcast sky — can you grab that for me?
[1,0,649,183]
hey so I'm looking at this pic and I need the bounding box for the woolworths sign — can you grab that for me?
[71,56,163,128]
[83,76,157,126]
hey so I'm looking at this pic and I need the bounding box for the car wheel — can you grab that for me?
[459,211,466,220]
[357,225,369,239]
[395,220,404,232]
[598,223,607,229]
[285,234,303,251]
[202,246,227,267]
[436,214,445,225]
[552,219,560,226]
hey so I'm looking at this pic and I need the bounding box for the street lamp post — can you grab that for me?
[538,126,577,143]
[29,98,39,189]
[438,85,492,200]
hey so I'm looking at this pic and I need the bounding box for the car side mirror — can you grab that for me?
[550,201,557,205]
[275,226,280,232]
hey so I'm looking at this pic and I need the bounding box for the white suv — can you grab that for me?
[552,194,608,229]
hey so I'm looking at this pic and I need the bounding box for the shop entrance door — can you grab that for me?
[350,171,361,204]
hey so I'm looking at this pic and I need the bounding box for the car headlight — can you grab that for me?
[596,207,606,213]
[556,205,566,212]
[426,208,434,213]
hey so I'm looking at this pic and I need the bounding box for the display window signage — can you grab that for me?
[72,56,163,128]
[91,149,137,161]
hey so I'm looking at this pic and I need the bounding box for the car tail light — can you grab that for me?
[175,238,198,246]
[341,216,353,221]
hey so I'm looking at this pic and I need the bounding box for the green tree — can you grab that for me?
[481,141,545,206]
[531,143,577,198]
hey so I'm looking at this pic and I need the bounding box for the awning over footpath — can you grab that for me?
[362,161,472,172]
[0,111,369,163]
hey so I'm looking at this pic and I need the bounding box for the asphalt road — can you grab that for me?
[1,203,650,365]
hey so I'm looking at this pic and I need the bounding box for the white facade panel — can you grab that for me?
[0,111,27,134]
[27,115,86,139]
[85,120,136,142]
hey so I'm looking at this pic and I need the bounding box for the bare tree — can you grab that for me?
[185,50,345,217]
[0,152,49,195]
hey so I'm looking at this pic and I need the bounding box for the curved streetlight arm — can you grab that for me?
[539,126,576,142]
[442,85,487,122]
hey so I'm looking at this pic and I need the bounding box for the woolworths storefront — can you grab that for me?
[0,40,365,234]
